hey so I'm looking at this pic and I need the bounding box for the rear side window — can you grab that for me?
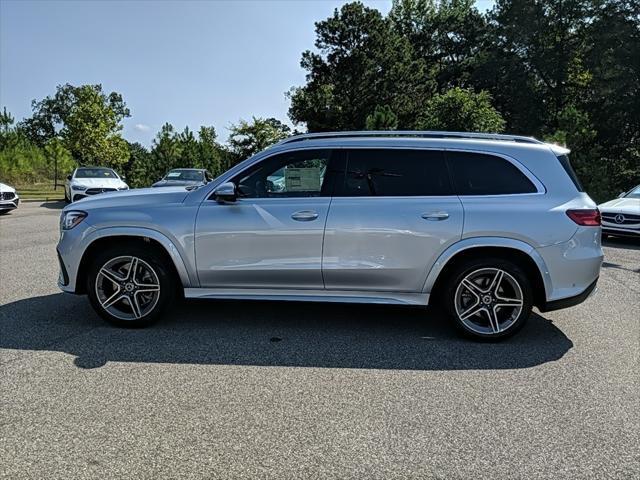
[337,149,453,197]
[557,154,584,191]
[447,152,538,195]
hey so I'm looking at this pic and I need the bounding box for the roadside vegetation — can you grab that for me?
[1,0,638,202]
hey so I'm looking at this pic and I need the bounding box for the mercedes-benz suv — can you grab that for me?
[56,131,603,340]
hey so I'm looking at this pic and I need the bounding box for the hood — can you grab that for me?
[71,177,127,189]
[598,197,640,213]
[152,179,203,187]
[65,187,190,211]
[0,182,16,193]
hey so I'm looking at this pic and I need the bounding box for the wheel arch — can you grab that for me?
[424,238,551,307]
[74,228,192,294]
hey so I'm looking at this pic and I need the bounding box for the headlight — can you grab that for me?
[72,184,87,191]
[61,210,87,230]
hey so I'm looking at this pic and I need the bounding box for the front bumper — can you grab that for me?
[602,225,640,237]
[0,197,19,210]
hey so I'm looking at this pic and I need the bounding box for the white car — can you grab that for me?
[0,181,19,214]
[599,184,640,238]
[65,167,128,203]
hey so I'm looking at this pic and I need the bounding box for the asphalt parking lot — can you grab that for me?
[1,201,638,479]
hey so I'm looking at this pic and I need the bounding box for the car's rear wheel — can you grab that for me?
[86,245,175,327]
[444,258,533,341]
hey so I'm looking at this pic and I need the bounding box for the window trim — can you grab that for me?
[333,147,456,199]
[207,148,337,201]
[444,148,546,197]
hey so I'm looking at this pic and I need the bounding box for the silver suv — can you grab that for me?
[57,131,603,340]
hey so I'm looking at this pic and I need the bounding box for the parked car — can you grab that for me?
[599,184,640,239]
[65,167,128,203]
[152,168,213,188]
[0,181,20,214]
[56,131,603,340]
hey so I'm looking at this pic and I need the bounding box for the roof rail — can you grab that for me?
[275,130,544,146]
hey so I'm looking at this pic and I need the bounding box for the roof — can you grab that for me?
[273,130,570,155]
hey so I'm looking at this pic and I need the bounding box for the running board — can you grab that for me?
[184,288,429,306]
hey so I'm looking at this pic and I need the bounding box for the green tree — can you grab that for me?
[196,126,223,176]
[20,83,130,168]
[43,138,74,187]
[149,123,182,182]
[365,105,399,130]
[417,87,505,132]
[228,117,291,163]
[390,0,487,90]
[288,1,430,131]
[124,142,152,188]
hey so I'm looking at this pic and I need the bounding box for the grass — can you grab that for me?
[15,182,65,202]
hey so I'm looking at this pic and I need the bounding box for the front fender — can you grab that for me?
[80,227,195,288]
[422,236,552,298]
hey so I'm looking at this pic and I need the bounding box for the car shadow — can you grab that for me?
[40,200,66,210]
[0,293,573,370]
[603,236,640,251]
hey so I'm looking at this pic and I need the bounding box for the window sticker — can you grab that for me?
[284,167,321,191]
[167,172,182,178]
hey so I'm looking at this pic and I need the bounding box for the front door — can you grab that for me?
[195,149,336,289]
[322,148,464,292]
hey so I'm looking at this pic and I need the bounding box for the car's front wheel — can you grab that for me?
[444,258,533,341]
[86,245,175,327]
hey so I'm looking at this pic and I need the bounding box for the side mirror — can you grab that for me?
[213,182,237,203]
[66,175,72,181]
[618,192,626,198]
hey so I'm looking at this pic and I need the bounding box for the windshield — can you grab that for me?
[75,168,117,179]
[164,169,204,181]
[624,185,640,199]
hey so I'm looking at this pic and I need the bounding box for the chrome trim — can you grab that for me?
[184,288,429,305]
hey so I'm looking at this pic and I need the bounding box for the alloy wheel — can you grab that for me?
[95,256,161,321]
[454,268,524,335]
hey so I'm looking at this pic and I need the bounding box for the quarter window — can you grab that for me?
[232,149,332,198]
[447,152,538,195]
[337,149,453,197]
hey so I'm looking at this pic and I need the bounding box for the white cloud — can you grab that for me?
[134,123,150,132]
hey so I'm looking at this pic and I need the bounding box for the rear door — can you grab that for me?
[322,148,463,292]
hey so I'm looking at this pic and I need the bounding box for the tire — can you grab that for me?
[64,189,70,203]
[443,257,533,341]
[86,244,176,327]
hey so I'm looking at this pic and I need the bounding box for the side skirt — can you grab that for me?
[183,288,430,306]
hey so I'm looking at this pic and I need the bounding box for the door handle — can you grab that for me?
[421,211,449,221]
[291,210,319,221]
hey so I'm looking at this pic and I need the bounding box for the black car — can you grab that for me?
[152,169,213,188]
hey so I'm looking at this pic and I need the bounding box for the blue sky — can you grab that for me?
[0,0,495,146]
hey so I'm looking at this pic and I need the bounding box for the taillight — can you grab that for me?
[566,208,601,226]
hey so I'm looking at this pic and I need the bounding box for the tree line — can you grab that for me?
[1,0,638,201]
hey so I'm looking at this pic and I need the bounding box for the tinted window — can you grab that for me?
[75,168,117,179]
[164,169,204,181]
[232,149,333,198]
[447,152,537,195]
[337,149,453,197]
[557,154,583,191]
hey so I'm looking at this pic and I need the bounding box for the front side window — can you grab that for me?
[337,149,453,197]
[447,152,538,195]
[232,149,332,198]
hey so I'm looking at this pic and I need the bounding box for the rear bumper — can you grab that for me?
[539,278,598,312]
